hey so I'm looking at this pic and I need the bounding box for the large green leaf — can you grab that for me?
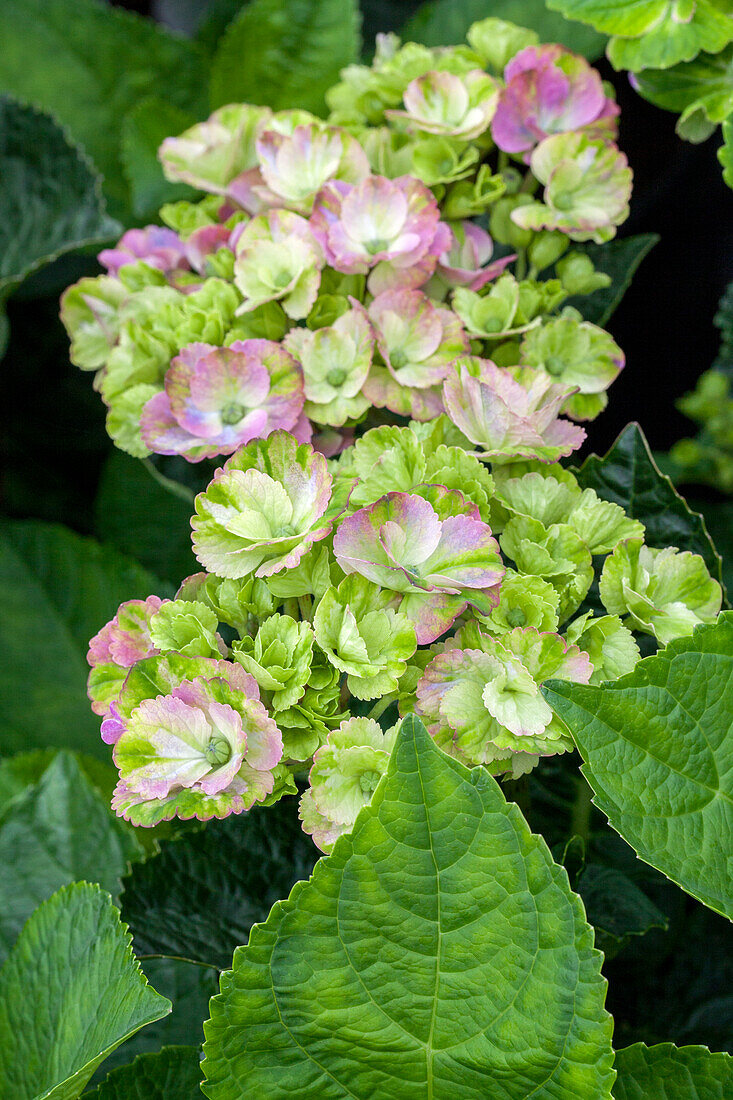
[575,864,667,958]
[209,0,361,114]
[0,752,142,963]
[201,716,614,1099]
[0,521,168,759]
[95,451,197,587]
[0,883,171,1100]
[121,98,198,220]
[564,234,659,326]
[543,613,733,920]
[574,423,724,585]
[614,1042,733,1099]
[0,749,116,815]
[0,96,118,301]
[0,0,207,217]
[85,1047,203,1100]
[122,797,317,970]
[403,0,607,60]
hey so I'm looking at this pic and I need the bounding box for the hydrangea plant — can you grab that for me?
[62,16,726,865]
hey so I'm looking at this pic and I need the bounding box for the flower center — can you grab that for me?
[220,402,246,425]
[544,356,566,377]
[359,769,381,793]
[506,608,527,628]
[390,348,408,369]
[365,238,389,255]
[552,192,575,212]
[327,367,347,386]
[273,269,293,289]
[204,736,232,766]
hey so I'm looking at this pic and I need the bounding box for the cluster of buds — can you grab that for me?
[61,17,631,467]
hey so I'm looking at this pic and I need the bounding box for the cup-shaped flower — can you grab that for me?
[510,133,632,243]
[433,221,515,292]
[159,104,272,200]
[443,356,586,462]
[564,611,640,684]
[139,339,304,461]
[60,276,129,371]
[233,210,323,319]
[99,227,189,279]
[233,613,314,711]
[192,431,337,579]
[520,317,625,420]
[492,45,618,156]
[255,123,370,213]
[415,625,591,773]
[283,307,373,427]
[500,514,594,621]
[275,649,348,763]
[388,69,499,140]
[368,289,469,388]
[87,595,165,717]
[299,717,397,852]
[314,574,417,699]
[477,569,560,636]
[112,666,284,826]
[309,174,449,293]
[599,538,722,645]
[333,489,505,643]
[147,599,226,659]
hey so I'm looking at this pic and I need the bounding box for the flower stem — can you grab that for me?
[570,776,593,845]
[368,694,398,722]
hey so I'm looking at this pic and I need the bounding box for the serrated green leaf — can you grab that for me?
[564,234,659,326]
[95,451,197,587]
[543,613,733,919]
[201,716,614,1099]
[0,0,207,217]
[575,863,667,957]
[633,47,733,131]
[0,752,142,963]
[574,423,724,585]
[84,1047,203,1100]
[0,749,116,815]
[121,797,317,970]
[404,0,607,59]
[614,1042,733,1099]
[99,958,217,1081]
[121,97,198,220]
[0,521,169,759]
[0,96,119,300]
[0,882,171,1100]
[209,0,361,115]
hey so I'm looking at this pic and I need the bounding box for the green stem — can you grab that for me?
[367,693,398,722]
[284,598,299,621]
[298,595,313,621]
[143,458,195,504]
[515,247,527,280]
[570,776,593,845]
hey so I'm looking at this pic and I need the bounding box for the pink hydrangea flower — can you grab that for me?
[333,489,505,643]
[362,288,468,420]
[111,666,283,826]
[443,357,586,463]
[98,227,189,278]
[387,69,499,140]
[139,340,304,462]
[492,45,619,157]
[310,175,450,293]
[87,595,166,719]
[254,123,370,213]
[434,221,516,292]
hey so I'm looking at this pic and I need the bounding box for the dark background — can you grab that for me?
[2,0,731,527]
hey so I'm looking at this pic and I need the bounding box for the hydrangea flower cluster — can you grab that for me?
[61,17,632,466]
[70,18,721,854]
[87,425,721,842]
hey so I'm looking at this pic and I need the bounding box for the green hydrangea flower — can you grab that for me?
[265,543,335,600]
[148,600,225,659]
[60,276,129,370]
[564,611,640,684]
[233,613,314,710]
[500,515,594,621]
[177,573,277,637]
[520,316,625,421]
[299,717,398,851]
[192,432,338,579]
[599,537,722,645]
[314,574,417,700]
[275,650,348,762]
[414,625,591,774]
[466,17,539,74]
[476,569,560,635]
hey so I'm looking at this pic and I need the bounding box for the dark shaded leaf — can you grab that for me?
[564,234,659,326]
